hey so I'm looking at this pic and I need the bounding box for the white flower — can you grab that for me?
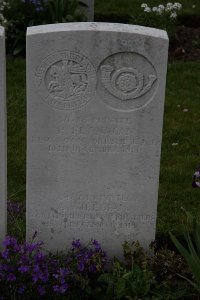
[173,2,182,10]
[152,7,158,12]
[0,13,4,21]
[192,5,196,8]
[194,171,200,179]
[144,7,151,12]
[157,7,163,14]
[183,108,189,112]
[170,12,177,18]
[172,142,179,146]
[158,4,165,10]
[141,3,148,8]
[165,6,173,12]
[167,2,173,7]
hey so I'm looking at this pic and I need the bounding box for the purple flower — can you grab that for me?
[3,236,19,251]
[0,264,13,273]
[24,241,43,253]
[59,267,70,277]
[92,239,101,251]
[78,261,85,272]
[1,250,9,259]
[7,273,16,282]
[34,252,45,261]
[53,285,60,293]
[0,236,108,298]
[31,264,49,283]
[18,265,30,273]
[72,239,81,249]
[53,283,68,294]
[18,254,30,266]
[40,271,49,282]
[32,265,40,283]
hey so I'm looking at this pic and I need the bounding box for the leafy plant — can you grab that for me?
[0,0,38,55]
[130,2,182,40]
[98,242,154,300]
[170,209,200,293]
[40,0,88,24]
[0,236,108,299]
[0,0,87,55]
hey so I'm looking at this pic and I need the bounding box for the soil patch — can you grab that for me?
[169,26,200,61]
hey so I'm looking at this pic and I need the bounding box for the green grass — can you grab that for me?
[95,0,200,16]
[7,58,200,240]
[157,62,200,237]
[7,58,26,202]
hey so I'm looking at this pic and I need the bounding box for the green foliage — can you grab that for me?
[122,241,192,299]
[0,0,37,55]
[98,242,153,299]
[0,0,86,55]
[95,0,200,20]
[170,209,200,293]
[98,260,153,299]
[130,3,182,40]
[40,0,87,24]
[150,248,190,283]
[96,241,193,299]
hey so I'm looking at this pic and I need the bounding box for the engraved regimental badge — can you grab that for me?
[98,52,158,112]
[35,51,96,110]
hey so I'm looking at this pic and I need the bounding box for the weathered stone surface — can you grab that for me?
[78,0,94,21]
[0,26,6,245]
[26,23,168,257]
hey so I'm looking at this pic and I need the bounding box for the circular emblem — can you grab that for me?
[97,52,158,112]
[115,70,138,93]
[35,51,96,110]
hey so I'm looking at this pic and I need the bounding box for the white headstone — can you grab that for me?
[0,26,6,245]
[27,23,168,257]
[78,0,94,21]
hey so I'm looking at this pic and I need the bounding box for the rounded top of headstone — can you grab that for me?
[27,22,168,40]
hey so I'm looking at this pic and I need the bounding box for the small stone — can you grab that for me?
[174,47,185,56]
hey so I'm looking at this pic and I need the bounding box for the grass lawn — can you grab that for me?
[6,58,200,240]
[7,58,26,203]
[95,0,200,17]
[158,62,200,238]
